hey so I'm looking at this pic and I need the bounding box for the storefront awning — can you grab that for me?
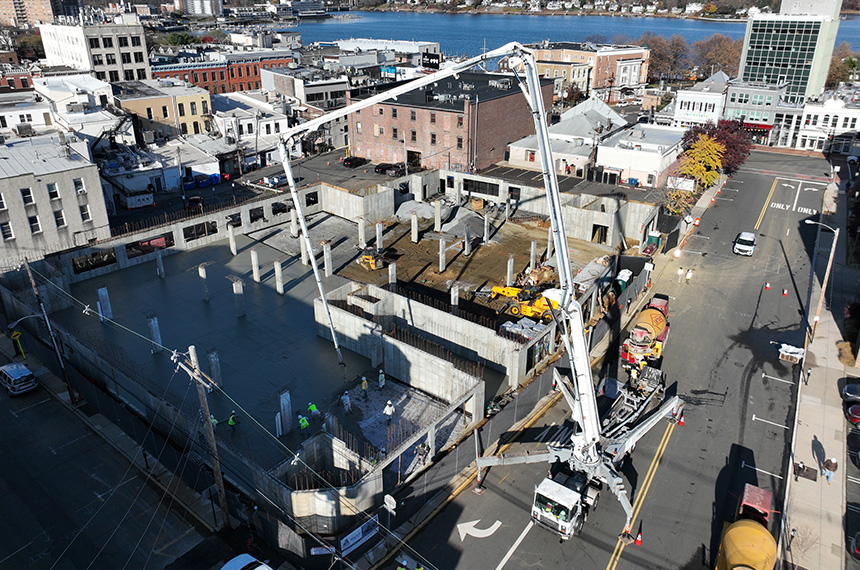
[742,123,773,131]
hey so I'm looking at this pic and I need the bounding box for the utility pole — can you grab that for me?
[23,259,77,403]
[173,345,232,529]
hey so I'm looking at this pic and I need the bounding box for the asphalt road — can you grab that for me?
[0,356,204,570]
[388,150,833,570]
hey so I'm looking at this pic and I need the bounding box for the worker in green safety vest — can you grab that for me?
[308,402,320,420]
[297,413,309,433]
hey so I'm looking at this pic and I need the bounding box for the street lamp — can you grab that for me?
[805,219,839,340]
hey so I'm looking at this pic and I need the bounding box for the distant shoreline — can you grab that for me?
[362,7,749,21]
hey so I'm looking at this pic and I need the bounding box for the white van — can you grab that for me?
[0,362,38,396]
[733,232,757,256]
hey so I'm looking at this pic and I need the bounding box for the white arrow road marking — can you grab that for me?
[457,519,502,542]
[494,521,533,570]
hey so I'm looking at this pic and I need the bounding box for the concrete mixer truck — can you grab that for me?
[715,483,777,570]
[620,293,670,379]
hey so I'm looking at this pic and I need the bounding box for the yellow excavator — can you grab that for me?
[357,247,388,271]
[491,285,561,322]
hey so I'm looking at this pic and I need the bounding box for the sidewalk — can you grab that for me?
[783,182,858,569]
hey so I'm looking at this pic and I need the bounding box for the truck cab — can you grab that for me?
[531,468,600,539]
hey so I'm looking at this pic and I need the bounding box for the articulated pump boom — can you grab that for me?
[270,41,683,540]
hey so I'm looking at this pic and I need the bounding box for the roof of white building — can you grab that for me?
[600,124,685,151]
[0,138,93,178]
[113,78,209,101]
[560,96,627,126]
[686,71,730,92]
[33,74,110,95]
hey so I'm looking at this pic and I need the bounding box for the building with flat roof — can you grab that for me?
[737,0,841,104]
[671,71,729,129]
[346,72,553,172]
[0,137,109,260]
[0,0,55,27]
[151,49,296,94]
[595,124,685,188]
[112,78,212,141]
[39,13,152,83]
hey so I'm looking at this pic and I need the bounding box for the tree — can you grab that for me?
[826,42,857,89]
[585,34,608,44]
[166,32,197,46]
[16,33,44,60]
[679,134,725,189]
[692,33,743,77]
[682,120,752,174]
[703,3,717,14]
[640,32,690,81]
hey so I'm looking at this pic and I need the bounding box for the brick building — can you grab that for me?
[151,50,296,94]
[346,72,553,172]
[0,0,54,27]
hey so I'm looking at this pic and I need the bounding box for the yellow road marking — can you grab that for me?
[498,474,509,485]
[754,178,778,230]
[604,422,676,570]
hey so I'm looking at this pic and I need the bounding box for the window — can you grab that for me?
[274,122,280,133]
[230,68,235,79]
[0,221,12,240]
[162,105,168,118]
[79,204,91,222]
[410,110,416,121]
[193,73,199,83]
[137,69,147,80]
[96,72,106,81]
[265,124,271,135]
[47,183,59,200]
[190,102,197,115]
[202,101,208,114]
[246,122,253,134]
[457,136,463,149]
[89,38,100,49]
[181,123,187,134]
[193,121,200,134]
[21,187,33,205]
[430,113,436,124]
[220,70,225,81]
[109,71,119,82]
[118,36,128,47]
[178,103,185,117]
[356,121,362,134]
[392,108,398,118]
[73,178,85,193]
[124,70,134,81]
[202,72,208,82]
[28,215,41,234]
[131,36,141,47]
[237,67,243,78]
[102,37,113,48]
[430,133,437,145]
[0,192,4,209]
[92,54,103,66]
[378,107,384,116]
[411,129,416,142]
[54,210,66,227]
[121,52,131,64]
[391,127,398,140]
[106,53,116,65]
[457,116,463,128]
[146,107,153,120]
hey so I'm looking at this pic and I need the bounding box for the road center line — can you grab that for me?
[494,521,533,570]
[755,179,778,230]
[761,373,794,385]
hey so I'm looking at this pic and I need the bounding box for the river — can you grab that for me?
[289,11,860,57]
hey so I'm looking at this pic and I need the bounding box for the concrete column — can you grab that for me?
[97,286,112,321]
[250,249,261,283]
[290,208,299,238]
[262,201,273,221]
[155,248,165,279]
[506,255,515,287]
[434,201,442,232]
[147,314,162,354]
[227,224,237,256]
[274,260,284,295]
[427,423,436,458]
[464,226,472,257]
[198,264,210,302]
[411,213,419,243]
[484,213,491,243]
[323,240,332,278]
[300,237,309,266]
[240,207,251,227]
[547,226,554,261]
[438,239,446,273]
[232,279,245,317]
[114,244,129,269]
[375,222,383,251]
[358,218,366,249]
[388,262,396,290]
[465,383,485,430]
[505,197,511,221]
[208,349,222,389]
[530,240,537,271]
[450,284,459,312]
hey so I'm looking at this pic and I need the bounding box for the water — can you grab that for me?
[290,12,860,57]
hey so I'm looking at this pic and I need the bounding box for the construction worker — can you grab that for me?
[228,411,238,429]
[685,268,692,284]
[308,402,321,420]
[677,266,684,283]
[378,369,385,390]
[297,413,310,434]
[414,442,430,466]
[383,400,396,425]
[210,415,218,428]
[341,391,352,414]
[361,376,369,399]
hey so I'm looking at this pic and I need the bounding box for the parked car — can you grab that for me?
[843,384,860,403]
[386,164,407,177]
[732,232,756,256]
[343,156,368,168]
[220,554,274,570]
[616,101,628,107]
[847,404,860,425]
[0,362,38,396]
[184,196,204,214]
[374,162,394,174]
[852,531,860,562]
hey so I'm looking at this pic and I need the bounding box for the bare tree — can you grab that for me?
[692,34,743,77]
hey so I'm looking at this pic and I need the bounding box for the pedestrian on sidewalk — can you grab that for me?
[685,269,692,285]
[378,369,386,390]
[341,391,352,414]
[677,267,684,283]
[361,376,369,400]
[806,367,812,386]
[823,457,838,484]
[383,400,396,425]
[626,297,633,314]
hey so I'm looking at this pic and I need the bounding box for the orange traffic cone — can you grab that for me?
[678,413,685,427]
[782,289,788,297]
[635,530,642,546]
